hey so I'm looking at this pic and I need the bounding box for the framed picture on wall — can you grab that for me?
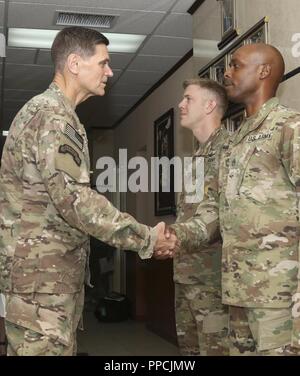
[245,23,268,44]
[154,108,176,216]
[218,0,239,50]
[211,57,226,85]
[199,68,211,79]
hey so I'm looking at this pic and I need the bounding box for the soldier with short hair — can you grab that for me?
[169,44,300,355]
[0,26,176,356]
[174,78,229,355]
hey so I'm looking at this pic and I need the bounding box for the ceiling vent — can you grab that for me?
[55,11,118,29]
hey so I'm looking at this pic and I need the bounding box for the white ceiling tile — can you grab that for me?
[117,70,163,86]
[5,64,54,90]
[8,4,165,34]
[6,47,36,64]
[129,55,179,72]
[107,10,164,34]
[154,13,192,38]
[108,94,139,107]
[36,50,52,65]
[10,0,176,12]
[108,83,150,96]
[172,0,196,13]
[109,53,134,70]
[106,69,122,86]
[139,36,192,56]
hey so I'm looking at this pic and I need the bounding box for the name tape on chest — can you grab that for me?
[64,123,84,150]
[247,132,272,143]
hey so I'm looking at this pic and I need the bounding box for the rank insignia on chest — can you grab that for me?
[247,132,272,143]
[64,123,84,150]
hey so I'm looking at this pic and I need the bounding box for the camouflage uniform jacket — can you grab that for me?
[173,126,228,285]
[171,98,300,346]
[0,83,156,295]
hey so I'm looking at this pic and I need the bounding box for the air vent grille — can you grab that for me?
[55,11,117,28]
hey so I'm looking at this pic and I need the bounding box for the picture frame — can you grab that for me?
[197,17,269,134]
[245,23,268,45]
[199,68,211,79]
[154,108,176,216]
[211,57,226,85]
[218,0,239,50]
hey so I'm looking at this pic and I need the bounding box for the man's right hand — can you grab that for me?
[152,222,179,259]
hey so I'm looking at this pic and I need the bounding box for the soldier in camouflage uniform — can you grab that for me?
[169,44,300,355]
[174,79,229,355]
[0,27,176,356]
[0,293,6,355]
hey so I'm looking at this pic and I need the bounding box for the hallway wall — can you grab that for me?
[236,0,300,111]
[191,0,300,112]
[114,57,194,226]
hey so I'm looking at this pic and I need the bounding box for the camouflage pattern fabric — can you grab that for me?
[0,83,155,294]
[0,83,156,353]
[171,98,300,351]
[174,126,228,285]
[229,306,300,356]
[174,126,229,355]
[175,283,229,356]
[5,287,84,356]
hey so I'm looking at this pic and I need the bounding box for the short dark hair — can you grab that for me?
[183,78,228,116]
[51,26,109,72]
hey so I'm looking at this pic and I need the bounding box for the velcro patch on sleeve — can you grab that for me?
[64,123,84,150]
[59,144,81,166]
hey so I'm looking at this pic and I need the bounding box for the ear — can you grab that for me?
[259,63,271,80]
[205,99,217,114]
[66,53,81,75]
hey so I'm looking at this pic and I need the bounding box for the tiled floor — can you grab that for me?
[77,311,180,356]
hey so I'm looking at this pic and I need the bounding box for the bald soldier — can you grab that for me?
[169,44,300,355]
[0,27,175,356]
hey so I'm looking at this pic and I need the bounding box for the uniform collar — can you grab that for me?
[194,125,225,156]
[49,82,76,113]
[233,97,279,145]
[48,82,84,134]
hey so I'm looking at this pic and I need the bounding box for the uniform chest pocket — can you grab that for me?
[239,144,278,205]
[224,144,255,201]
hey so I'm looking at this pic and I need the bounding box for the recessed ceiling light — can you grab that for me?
[8,28,146,53]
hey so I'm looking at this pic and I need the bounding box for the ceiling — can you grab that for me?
[0,0,196,130]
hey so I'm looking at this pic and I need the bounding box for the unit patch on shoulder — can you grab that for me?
[64,123,84,150]
[59,144,81,166]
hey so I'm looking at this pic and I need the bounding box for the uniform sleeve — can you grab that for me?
[0,293,6,318]
[175,191,185,223]
[36,112,156,259]
[170,189,220,252]
[280,115,300,348]
[170,136,225,253]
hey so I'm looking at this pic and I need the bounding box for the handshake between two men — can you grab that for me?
[152,222,180,259]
